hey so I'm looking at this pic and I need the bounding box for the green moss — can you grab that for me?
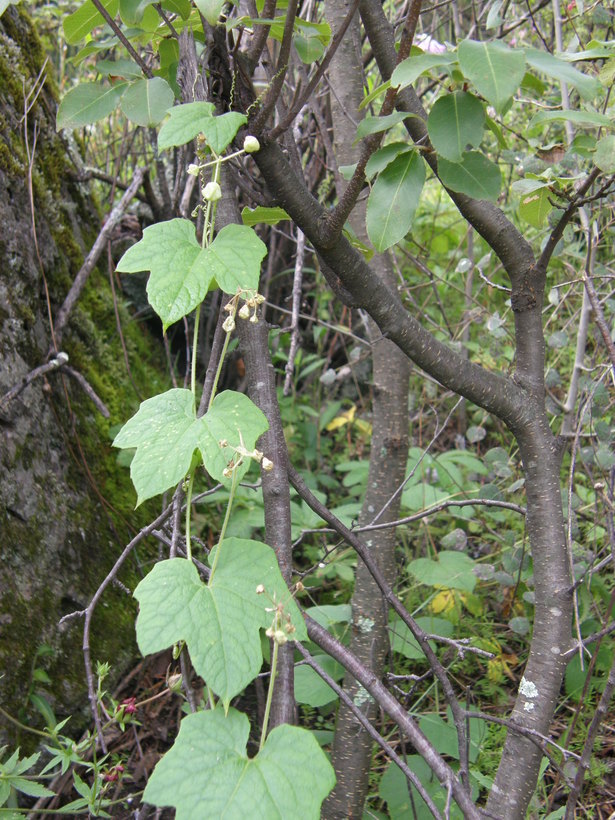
[0,6,169,745]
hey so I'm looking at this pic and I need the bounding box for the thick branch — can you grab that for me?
[253,140,526,427]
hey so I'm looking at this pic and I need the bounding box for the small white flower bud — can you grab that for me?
[223,466,234,478]
[222,315,236,333]
[262,457,274,471]
[243,135,260,153]
[249,313,259,324]
[256,584,265,594]
[203,181,222,201]
[187,163,200,176]
[274,630,288,645]
[238,304,251,320]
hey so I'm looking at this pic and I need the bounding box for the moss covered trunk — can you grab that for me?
[0,7,164,739]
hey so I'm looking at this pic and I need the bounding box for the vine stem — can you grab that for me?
[208,319,234,411]
[208,466,239,583]
[184,473,195,562]
[259,637,279,752]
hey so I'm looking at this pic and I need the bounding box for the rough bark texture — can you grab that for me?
[322,1,411,815]
[0,8,164,740]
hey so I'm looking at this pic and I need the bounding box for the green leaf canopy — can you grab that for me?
[134,541,307,704]
[143,708,335,818]
[115,219,267,329]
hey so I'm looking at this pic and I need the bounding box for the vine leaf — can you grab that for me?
[113,389,269,504]
[198,390,268,483]
[157,101,247,152]
[143,708,335,819]
[113,388,201,506]
[134,540,308,705]
[115,219,266,329]
[458,40,525,113]
[366,150,425,252]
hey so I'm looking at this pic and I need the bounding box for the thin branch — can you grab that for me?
[52,168,146,349]
[90,0,154,78]
[290,466,473,787]
[564,652,615,818]
[295,643,444,820]
[0,352,68,409]
[269,0,361,138]
[283,227,306,395]
[306,615,483,819]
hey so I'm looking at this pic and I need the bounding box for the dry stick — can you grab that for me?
[89,0,153,78]
[305,616,483,819]
[268,0,361,139]
[583,265,615,373]
[0,352,68,409]
[564,653,615,818]
[294,642,444,820]
[52,168,146,350]
[288,467,473,791]
[283,227,306,396]
[59,503,175,751]
[62,365,110,417]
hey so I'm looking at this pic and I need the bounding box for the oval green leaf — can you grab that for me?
[428,92,485,162]
[120,77,175,127]
[366,150,425,252]
[56,81,126,130]
[458,40,526,112]
[438,151,501,201]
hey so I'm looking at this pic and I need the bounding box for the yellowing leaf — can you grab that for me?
[325,406,356,431]
[430,589,456,614]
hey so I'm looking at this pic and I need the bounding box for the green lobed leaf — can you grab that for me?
[113,388,201,504]
[197,390,269,484]
[116,219,266,328]
[391,52,457,89]
[157,101,215,149]
[158,102,246,153]
[63,0,119,44]
[427,92,485,162]
[135,541,307,704]
[366,151,425,252]
[120,77,175,126]
[437,151,501,201]
[458,40,526,112]
[524,47,601,100]
[409,551,477,592]
[56,82,126,130]
[113,388,268,502]
[143,708,335,818]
